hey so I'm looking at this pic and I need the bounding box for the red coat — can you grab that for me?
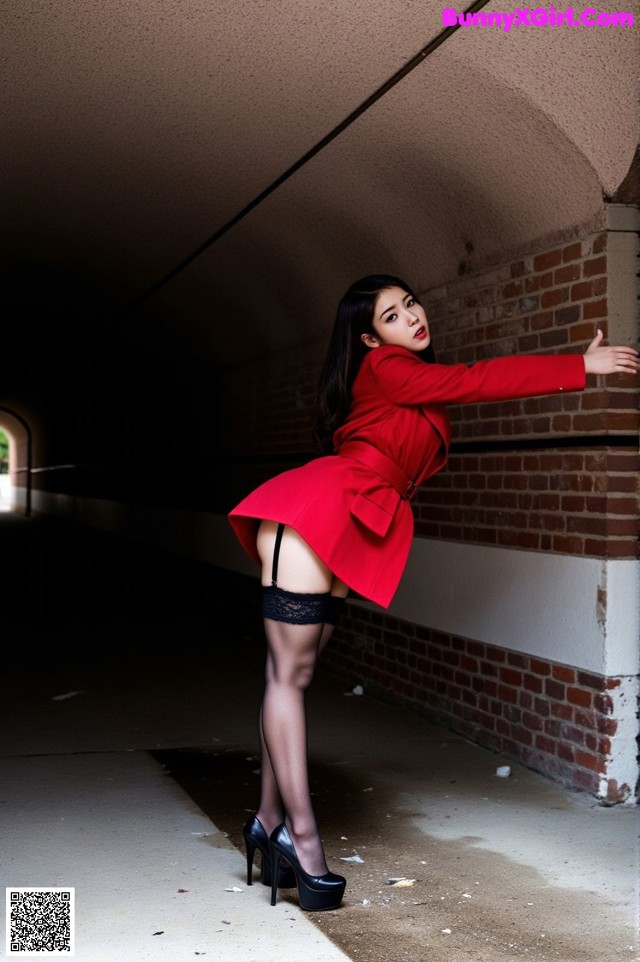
[228,347,586,607]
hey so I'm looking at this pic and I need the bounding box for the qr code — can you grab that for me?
[6,888,75,956]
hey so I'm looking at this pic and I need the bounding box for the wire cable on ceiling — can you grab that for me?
[123,0,493,315]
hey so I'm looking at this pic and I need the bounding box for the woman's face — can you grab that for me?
[362,286,431,353]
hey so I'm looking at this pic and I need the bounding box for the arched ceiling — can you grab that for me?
[2,0,638,369]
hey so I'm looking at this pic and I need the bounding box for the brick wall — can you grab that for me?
[415,447,639,557]
[322,602,630,805]
[418,230,639,559]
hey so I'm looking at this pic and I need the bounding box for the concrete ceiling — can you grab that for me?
[3,0,638,367]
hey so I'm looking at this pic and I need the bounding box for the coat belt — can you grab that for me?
[337,441,418,502]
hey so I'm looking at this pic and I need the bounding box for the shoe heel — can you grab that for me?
[270,857,279,906]
[243,834,257,887]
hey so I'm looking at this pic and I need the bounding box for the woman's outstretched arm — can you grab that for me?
[366,335,638,407]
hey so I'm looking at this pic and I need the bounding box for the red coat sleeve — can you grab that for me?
[368,347,586,405]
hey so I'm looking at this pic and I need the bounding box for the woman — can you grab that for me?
[228,273,638,912]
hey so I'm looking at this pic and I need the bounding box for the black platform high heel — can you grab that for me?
[269,823,346,911]
[242,816,295,888]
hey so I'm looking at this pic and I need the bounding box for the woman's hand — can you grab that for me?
[584,329,640,375]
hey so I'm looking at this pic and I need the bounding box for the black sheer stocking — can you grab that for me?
[256,594,333,877]
[256,618,338,848]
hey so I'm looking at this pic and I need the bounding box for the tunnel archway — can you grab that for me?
[0,428,10,512]
[0,408,33,517]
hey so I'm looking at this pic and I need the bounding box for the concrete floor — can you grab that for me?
[0,514,638,960]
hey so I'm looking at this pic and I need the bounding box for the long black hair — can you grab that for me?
[313,274,435,454]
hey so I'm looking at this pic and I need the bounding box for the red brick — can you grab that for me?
[579,390,607,409]
[607,476,638,494]
[540,288,569,309]
[575,750,603,772]
[583,299,607,320]
[571,414,606,432]
[567,517,608,537]
[606,518,639,537]
[540,330,568,348]
[576,670,604,690]
[605,412,640,432]
[460,655,479,672]
[552,535,585,553]
[589,539,638,558]
[554,263,581,284]
[467,641,485,657]
[562,242,582,262]
[530,658,551,676]
[554,304,581,325]
[552,665,576,683]
[571,280,595,301]
[486,647,507,663]
[534,249,562,271]
[607,453,640,472]
[607,389,640,410]
[583,255,607,277]
[568,687,592,708]
[570,321,599,342]
[545,679,566,700]
[498,684,519,704]
[507,652,528,668]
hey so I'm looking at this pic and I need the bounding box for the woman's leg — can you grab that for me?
[254,590,347,850]
[255,617,344,833]
[254,521,347,877]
